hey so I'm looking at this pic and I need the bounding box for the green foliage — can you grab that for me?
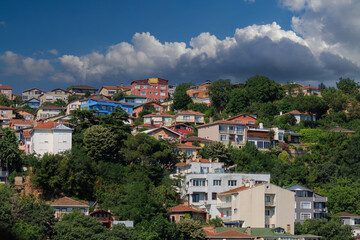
[278,114,297,127]
[199,142,231,165]
[12,220,41,240]
[187,102,209,113]
[208,216,223,227]
[299,129,324,143]
[278,151,290,162]
[18,104,36,115]
[172,83,192,110]
[0,128,22,172]
[112,91,126,101]
[54,211,106,240]
[295,95,328,125]
[67,94,80,102]
[226,88,249,115]
[245,75,284,103]
[297,217,353,240]
[322,87,348,112]
[54,98,67,107]
[85,90,91,98]
[336,77,359,96]
[0,93,12,106]
[13,96,23,106]
[176,218,206,240]
[83,125,118,162]
[208,79,233,113]
[136,215,180,240]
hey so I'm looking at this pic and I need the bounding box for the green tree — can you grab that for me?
[83,125,117,162]
[54,211,106,240]
[199,142,231,165]
[53,98,67,107]
[336,77,359,96]
[13,96,23,106]
[68,94,80,102]
[112,91,126,101]
[226,88,249,115]
[136,215,180,240]
[0,128,22,172]
[294,95,328,126]
[245,75,284,103]
[0,94,12,107]
[12,220,41,240]
[106,223,138,240]
[207,79,233,113]
[172,83,192,110]
[322,87,347,112]
[176,218,206,240]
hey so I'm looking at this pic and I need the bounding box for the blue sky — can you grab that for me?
[1,0,360,93]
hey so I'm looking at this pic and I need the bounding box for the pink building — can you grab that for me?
[130,78,168,102]
[0,85,12,99]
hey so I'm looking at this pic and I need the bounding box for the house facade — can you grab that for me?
[168,204,208,223]
[247,128,272,150]
[68,85,98,96]
[143,112,174,126]
[133,101,163,117]
[282,110,315,124]
[39,88,70,104]
[217,183,295,234]
[171,159,271,218]
[99,86,121,97]
[141,126,182,141]
[80,98,133,116]
[51,197,89,218]
[339,212,360,238]
[0,85,12,99]
[90,209,115,228]
[130,78,169,102]
[286,184,327,223]
[20,98,41,109]
[186,80,211,99]
[31,121,72,156]
[174,110,205,125]
[16,110,35,120]
[119,94,147,108]
[22,88,46,100]
[36,105,64,120]
[66,99,82,115]
[0,106,16,128]
[285,86,321,97]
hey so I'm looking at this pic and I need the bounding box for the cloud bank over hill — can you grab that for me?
[1,0,359,86]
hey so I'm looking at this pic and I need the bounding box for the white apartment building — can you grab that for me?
[31,121,73,156]
[217,183,295,234]
[171,159,270,218]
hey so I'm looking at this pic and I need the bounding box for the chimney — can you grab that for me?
[246,226,251,235]
[249,179,255,188]
[259,123,263,129]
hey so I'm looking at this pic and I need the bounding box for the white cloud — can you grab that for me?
[0,51,54,79]
[48,49,59,55]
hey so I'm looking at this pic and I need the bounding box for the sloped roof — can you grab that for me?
[178,143,201,149]
[0,106,15,110]
[208,229,255,239]
[22,87,46,93]
[33,121,61,129]
[284,110,311,115]
[330,127,355,134]
[219,185,251,195]
[198,120,249,129]
[51,197,88,207]
[10,119,34,125]
[226,114,257,121]
[182,136,214,143]
[0,85,12,89]
[40,105,64,110]
[143,112,174,117]
[339,212,360,218]
[101,86,120,90]
[168,204,206,213]
[176,110,204,116]
[142,126,182,136]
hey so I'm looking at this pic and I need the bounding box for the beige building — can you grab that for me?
[0,85,13,99]
[99,86,121,97]
[198,120,247,147]
[51,197,89,218]
[22,88,46,100]
[143,112,174,126]
[0,106,16,128]
[36,105,64,120]
[68,85,98,96]
[174,110,205,125]
[216,183,295,234]
[66,99,82,115]
[39,88,70,105]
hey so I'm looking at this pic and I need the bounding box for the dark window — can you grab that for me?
[212,192,217,200]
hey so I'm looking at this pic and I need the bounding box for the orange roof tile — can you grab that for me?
[0,85,12,89]
[209,229,255,238]
[284,110,311,115]
[0,106,15,110]
[177,110,204,115]
[220,185,250,194]
[176,162,188,166]
[23,129,31,137]
[168,204,206,213]
[178,143,201,149]
[10,119,34,125]
[34,121,60,129]
[51,197,88,207]
[102,86,120,90]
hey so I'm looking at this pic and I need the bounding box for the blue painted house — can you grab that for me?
[80,98,133,116]
[20,98,40,109]
[119,94,147,107]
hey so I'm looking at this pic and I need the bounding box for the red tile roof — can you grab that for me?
[131,78,169,85]
[40,105,64,110]
[168,204,206,213]
[197,120,248,128]
[176,162,188,166]
[23,129,31,137]
[101,86,120,90]
[0,106,15,110]
[208,229,255,238]
[0,85,12,89]
[51,197,88,207]
[199,158,210,163]
[284,110,311,115]
[339,212,360,218]
[10,119,34,125]
[178,143,201,149]
[177,110,204,115]
[34,121,60,129]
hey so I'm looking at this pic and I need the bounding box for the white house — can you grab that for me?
[171,158,270,218]
[282,110,315,124]
[31,121,73,156]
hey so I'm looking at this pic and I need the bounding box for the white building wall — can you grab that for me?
[53,130,72,154]
[32,129,72,156]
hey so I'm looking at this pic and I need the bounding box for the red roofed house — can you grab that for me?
[0,106,16,128]
[99,86,121,97]
[285,85,321,97]
[206,229,255,240]
[225,114,258,125]
[10,119,34,130]
[36,105,64,120]
[282,110,315,124]
[51,197,89,218]
[16,110,35,120]
[130,78,169,102]
[168,123,194,137]
[90,209,115,228]
[0,84,13,99]
[174,110,205,125]
[133,101,163,118]
[168,204,208,223]
[141,126,182,141]
[178,143,201,160]
[31,121,72,156]
[143,112,174,126]
[181,136,214,147]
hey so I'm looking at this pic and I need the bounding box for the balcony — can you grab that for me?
[221,216,232,221]
[265,201,275,206]
[216,202,232,208]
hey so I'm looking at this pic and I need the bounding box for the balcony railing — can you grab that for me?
[265,201,275,206]
[216,202,232,208]
[221,216,232,221]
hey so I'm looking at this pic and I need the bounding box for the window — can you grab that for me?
[46,95,53,100]
[212,192,217,200]
[195,116,202,121]
[142,85,148,89]
[141,92,146,96]
[219,125,226,131]
[278,133,284,141]
[160,92,166,96]
[155,92,158,95]
[220,135,226,141]
[149,92,152,95]
[248,121,255,124]
[249,141,255,146]
[301,202,311,209]
[257,141,264,149]
[300,212,311,220]
[264,142,271,149]
[228,126,234,131]
[135,85,140,89]
[2,110,8,114]
[160,85,166,90]
[202,94,206,97]
[200,167,209,174]
[192,194,200,203]
[55,91,61,94]
[225,196,231,203]
[192,179,206,186]
[228,180,237,186]
[236,136,243,142]
[186,149,194,156]
[183,115,190,120]
[265,195,271,202]
[265,209,274,216]
[158,135,164,139]
[213,180,221,186]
